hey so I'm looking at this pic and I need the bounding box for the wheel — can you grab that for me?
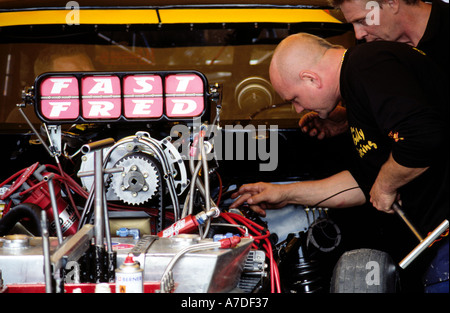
[330,248,400,293]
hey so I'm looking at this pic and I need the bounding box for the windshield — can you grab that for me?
[0,24,354,130]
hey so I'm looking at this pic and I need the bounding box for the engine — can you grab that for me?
[0,69,342,294]
[0,70,273,293]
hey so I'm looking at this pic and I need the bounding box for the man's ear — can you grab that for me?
[300,70,322,88]
[385,0,400,14]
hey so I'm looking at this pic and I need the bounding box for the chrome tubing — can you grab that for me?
[399,219,449,269]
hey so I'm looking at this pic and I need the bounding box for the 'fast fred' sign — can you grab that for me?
[35,71,208,123]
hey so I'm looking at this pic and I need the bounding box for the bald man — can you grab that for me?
[231,33,449,292]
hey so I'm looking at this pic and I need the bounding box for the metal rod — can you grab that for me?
[77,166,123,178]
[399,219,449,269]
[392,202,424,242]
[79,137,118,281]
[93,148,106,283]
[78,185,95,230]
[44,174,63,244]
[18,108,54,157]
[94,149,104,248]
[103,191,112,253]
[81,138,115,155]
[41,210,53,293]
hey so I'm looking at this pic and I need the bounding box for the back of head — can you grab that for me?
[34,45,94,76]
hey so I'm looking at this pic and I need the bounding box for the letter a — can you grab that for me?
[365,261,380,286]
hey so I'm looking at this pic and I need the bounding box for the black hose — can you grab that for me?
[0,203,42,236]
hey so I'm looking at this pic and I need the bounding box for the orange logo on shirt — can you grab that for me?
[388,131,404,142]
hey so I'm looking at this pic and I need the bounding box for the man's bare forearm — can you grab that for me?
[376,154,428,192]
[370,153,428,212]
[286,170,365,208]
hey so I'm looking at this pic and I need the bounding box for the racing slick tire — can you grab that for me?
[330,248,400,293]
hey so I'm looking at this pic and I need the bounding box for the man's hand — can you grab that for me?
[299,105,348,139]
[229,171,366,216]
[230,182,289,217]
[369,153,428,214]
[369,181,398,214]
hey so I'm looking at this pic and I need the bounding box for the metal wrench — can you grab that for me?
[392,202,449,269]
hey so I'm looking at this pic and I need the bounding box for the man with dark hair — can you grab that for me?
[300,0,448,139]
[332,0,448,70]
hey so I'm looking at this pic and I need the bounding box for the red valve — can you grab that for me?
[158,207,220,238]
[219,236,241,249]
